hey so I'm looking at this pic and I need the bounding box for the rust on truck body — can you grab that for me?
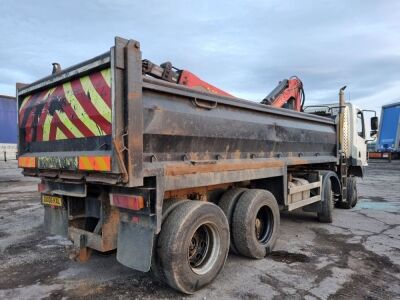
[164,159,285,176]
[16,37,341,276]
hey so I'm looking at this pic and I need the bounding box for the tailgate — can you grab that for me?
[19,69,111,145]
[17,38,146,187]
[17,53,115,174]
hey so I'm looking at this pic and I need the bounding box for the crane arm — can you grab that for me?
[142,60,304,111]
[142,59,233,97]
[260,77,305,111]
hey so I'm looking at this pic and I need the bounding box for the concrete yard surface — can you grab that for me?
[0,160,399,299]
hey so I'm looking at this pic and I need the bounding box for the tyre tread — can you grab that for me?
[232,189,280,259]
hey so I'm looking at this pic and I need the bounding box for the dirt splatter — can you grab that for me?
[269,251,311,264]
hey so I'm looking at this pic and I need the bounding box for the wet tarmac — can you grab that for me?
[0,160,399,299]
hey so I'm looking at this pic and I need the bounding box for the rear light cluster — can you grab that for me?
[110,193,145,211]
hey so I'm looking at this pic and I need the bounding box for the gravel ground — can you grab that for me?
[0,160,399,299]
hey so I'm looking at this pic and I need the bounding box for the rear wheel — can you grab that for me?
[218,188,247,254]
[156,201,230,294]
[232,189,280,259]
[151,199,189,282]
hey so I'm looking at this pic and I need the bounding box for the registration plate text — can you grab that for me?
[42,195,63,207]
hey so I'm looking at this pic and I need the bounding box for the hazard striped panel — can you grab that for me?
[18,156,36,168]
[19,68,112,142]
[78,156,111,172]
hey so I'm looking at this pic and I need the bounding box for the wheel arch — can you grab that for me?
[319,170,341,195]
[348,165,364,178]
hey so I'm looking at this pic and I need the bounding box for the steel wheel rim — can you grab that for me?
[188,222,220,275]
[255,205,274,244]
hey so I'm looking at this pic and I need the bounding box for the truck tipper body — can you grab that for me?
[17,37,371,294]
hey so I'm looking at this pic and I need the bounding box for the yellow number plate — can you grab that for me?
[41,195,63,207]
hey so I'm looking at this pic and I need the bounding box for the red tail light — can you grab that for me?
[110,193,145,210]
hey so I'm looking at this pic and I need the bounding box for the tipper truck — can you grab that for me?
[16,37,375,294]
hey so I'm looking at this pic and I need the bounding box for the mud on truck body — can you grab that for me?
[16,37,372,294]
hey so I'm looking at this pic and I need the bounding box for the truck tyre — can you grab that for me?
[151,199,189,282]
[347,176,358,208]
[317,178,333,223]
[336,176,358,209]
[156,201,230,294]
[161,198,190,222]
[232,189,280,259]
[218,188,247,254]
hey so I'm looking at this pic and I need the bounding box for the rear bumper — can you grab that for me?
[42,191,119,253]
[42,188,155,271]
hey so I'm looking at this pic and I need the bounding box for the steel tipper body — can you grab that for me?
[17,37,355,294]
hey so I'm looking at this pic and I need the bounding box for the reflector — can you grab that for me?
[18,156,36,168]
[79,155,111,171]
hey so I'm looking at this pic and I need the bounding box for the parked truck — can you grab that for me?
[16,37,375,294]
[369,102,400,160]
[0,95,18,160]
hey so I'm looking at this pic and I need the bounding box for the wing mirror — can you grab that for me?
[371,116,379,131]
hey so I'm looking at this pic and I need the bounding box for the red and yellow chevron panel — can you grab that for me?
[18,155,111,172]
[78,155,111,172]
[19,68,111,142]
[18,156,36,168]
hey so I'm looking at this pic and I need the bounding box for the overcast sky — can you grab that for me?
[1,0,399,118]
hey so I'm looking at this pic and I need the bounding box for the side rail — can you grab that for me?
[287,176,322,211]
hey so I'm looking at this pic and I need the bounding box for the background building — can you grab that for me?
[0,95,17,160]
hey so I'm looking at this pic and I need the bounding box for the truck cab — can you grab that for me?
[304,103,369,171]
[341,103,368,168]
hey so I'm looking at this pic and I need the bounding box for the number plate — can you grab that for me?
[41,195,63,207]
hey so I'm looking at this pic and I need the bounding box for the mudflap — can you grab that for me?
[116,215,155,272]
[44,205,68,236]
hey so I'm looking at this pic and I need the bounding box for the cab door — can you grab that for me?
[354,109,367,166]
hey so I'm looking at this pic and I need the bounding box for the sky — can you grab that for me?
[0,0,399,126]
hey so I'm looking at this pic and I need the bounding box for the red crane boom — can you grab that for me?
[260,77,305,111]
[142,60,304,111]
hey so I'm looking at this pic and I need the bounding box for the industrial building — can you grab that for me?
[0,95,17,160]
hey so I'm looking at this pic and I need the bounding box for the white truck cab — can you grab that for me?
[304,102,372,172]
[334,103,368,167]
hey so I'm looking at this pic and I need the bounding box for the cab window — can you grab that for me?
[357,110,365,138]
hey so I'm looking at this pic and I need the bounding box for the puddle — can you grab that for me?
[359,196,387,202]
[356,201,399,212]
[269,250,310,264]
